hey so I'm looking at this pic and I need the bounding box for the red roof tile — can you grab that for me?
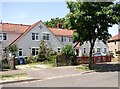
[110,32,120,41]
[10,20,41,45]
[0,23,30,33]
[49,28,74,37]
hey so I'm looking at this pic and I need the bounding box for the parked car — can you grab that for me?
[93,52,107,56]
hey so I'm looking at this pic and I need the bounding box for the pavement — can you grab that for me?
[0,61,119,85]
[0,64,95,85]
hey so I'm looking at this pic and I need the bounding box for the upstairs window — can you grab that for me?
[43,33,49,41]
[32,33,39,41]
[3,33,7,40]
[0,33,2,41]
[0,33,7,41]
[61,36,66,42]
[69,37,73,42]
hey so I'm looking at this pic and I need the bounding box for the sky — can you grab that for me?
[0,1,119,36]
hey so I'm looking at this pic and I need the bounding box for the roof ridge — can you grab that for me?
[2,23,31,26]
[9,20,41,45]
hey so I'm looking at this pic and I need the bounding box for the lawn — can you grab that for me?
[0,73,27,80]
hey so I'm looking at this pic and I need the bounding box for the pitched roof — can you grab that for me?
[49,28,74,37]
[0,23,30,33]
[109,32,120,41]
[10,20,41,45]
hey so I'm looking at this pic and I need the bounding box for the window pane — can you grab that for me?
[32,33,35,40]
[47,34,49,40]
[3,33,7,40]
[84,48,86,54]
[36,33,39,40]
[61,36,63,42]
[0,33,2,41]
[97,48,100,52]
[43,33,49,40]
[36,48,39,55]
[32,48,35,56]
[18,49,22,56]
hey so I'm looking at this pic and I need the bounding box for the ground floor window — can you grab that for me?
[18,48,23,56]
[31,48,39,56]
[83,48,86,54]
[104,48,107,53]
[97,48,101,53]
[57,47,61,53]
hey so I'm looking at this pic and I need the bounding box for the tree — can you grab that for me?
[38,40,52,62]
[65,1,120,69]
[7,44,18,55]
[44,17,66,29]
[61,44,75,65]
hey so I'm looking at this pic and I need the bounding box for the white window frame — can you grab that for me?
[32,33,39,41]
[97,48,101,53]
[31,47,39,56]
[57,47,61,53]
[69,37,73,42]
[61,36,67,42]
[43,32,50,41]
[83,48,86,54]
[104,48,107,53]
[0,33,7,41]
[18,48,23,57]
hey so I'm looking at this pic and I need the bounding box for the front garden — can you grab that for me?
[1,41,77,70]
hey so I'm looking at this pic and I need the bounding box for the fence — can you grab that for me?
[76,56,111,64]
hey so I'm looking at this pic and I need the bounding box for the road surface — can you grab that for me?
[2,71,119,87]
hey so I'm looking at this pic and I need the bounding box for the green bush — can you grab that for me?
[38,40,52,62]
[61,44,76,66]
[2,58,10,69]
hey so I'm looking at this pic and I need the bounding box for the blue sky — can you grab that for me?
[1,2,119,36]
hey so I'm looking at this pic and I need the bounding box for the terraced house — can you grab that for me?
[0,20,76,59]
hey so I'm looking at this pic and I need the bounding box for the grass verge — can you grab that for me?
[76,65,89,71]
[0,73,27,80]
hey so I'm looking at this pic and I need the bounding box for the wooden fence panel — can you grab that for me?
[76,56,111,64]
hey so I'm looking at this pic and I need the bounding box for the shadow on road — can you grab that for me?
[93,63,120,72]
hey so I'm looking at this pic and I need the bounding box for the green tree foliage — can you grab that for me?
[61,44,75,65]
[7,44,18,55]
[38,40,52,62]
[44,17,67,29]
[65,1,120,69]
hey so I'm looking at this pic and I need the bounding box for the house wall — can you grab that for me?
[79,39,109,56]
[108,41,120,52]
[16,21,64,57]
[2,32,20,48]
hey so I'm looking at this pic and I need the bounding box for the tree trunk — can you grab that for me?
[89,41,95,70]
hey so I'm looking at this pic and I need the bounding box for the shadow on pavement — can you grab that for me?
[93,63,120,72]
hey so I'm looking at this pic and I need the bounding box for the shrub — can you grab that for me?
[37,40,52,62]
[61,44,76,66]
[2,58,10,69]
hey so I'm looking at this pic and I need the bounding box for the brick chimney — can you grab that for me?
[57,23,63,29]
